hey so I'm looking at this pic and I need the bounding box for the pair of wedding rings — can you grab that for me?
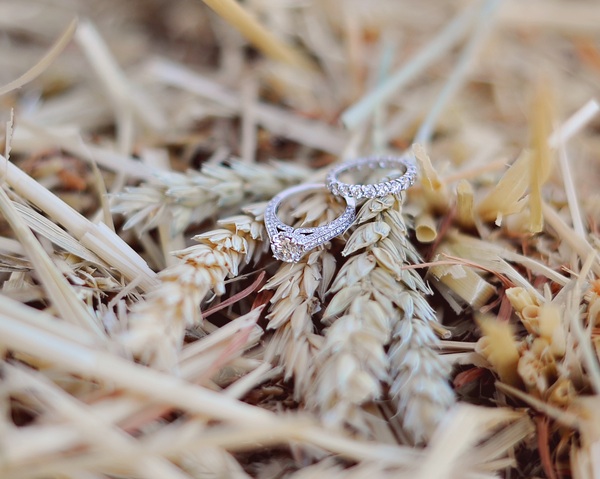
[264,154,418,263]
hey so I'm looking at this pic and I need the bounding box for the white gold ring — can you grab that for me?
[264,183,356,263]
[326,154,417,199]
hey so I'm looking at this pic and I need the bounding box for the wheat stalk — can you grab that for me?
[200,0,317,72]
[388,298,454,444]
[262,190,341,399]
[263,249,333,400]
[120,204,268,369]
[112,159,310,235]
[310,193,453,440]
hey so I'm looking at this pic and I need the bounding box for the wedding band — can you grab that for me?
[264,183,356,263]
[326,154,417,199]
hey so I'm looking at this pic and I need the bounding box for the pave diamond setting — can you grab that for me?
[326,154,418,200]
[265,183,356,263]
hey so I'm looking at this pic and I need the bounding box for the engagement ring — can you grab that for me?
[264,183,356,263]
[326,154,417,199]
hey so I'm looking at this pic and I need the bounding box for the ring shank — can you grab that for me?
[264,183,356,262]
[326,154,417,199]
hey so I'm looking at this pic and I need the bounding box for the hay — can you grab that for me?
[0,0,599,477]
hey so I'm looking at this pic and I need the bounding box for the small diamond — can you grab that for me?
[350,185,361,197]
[363,185,377,197]
[272,233,305,262]
[375,184,387,196]
[389,180,401,193]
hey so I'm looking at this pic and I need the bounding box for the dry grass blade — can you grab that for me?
[0,309,273,425]
[0,295,97,347]
[341,4,477,128]
[0,154,159,291]
[476,150,530,225]
[12,122,158,180]
[74,20,165,141]
[12,201,104,265]
[497,0,600,32]
[543,203,600,276]
[0,18,77,96]
[413,405,525,479]
[145,58,347,155]
[414,0,502,145]
[0,185,105,338]
[3,363,196,479]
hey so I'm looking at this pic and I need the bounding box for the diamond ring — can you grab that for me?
[326,154,418,199]
[264,183,356,263]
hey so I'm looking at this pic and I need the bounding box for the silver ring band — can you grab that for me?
[326,154,417,199]
[264,183,356,263]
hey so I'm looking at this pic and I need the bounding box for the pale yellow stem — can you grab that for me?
[456,179,475,229]
[415,213,438,243]
[201,0,316,72]
[0,18,77,96]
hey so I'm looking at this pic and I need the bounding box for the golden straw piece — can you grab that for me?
[477,150,530,224]
[415,212,438,243]
[455,179,475,229]
[0,186,106,339]
[477,316,521,387]
[428,243,496,310]
[0,154,159,291]
[528,80,555,233]
[201,0,316,72]
[542,202,600,277]
[412,143,450,213]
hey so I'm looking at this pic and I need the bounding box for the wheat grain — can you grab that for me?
[263,249,334,400]
[309,193,454,440]
[113,159,310,235]
[380,200,454,443]
[120,207,268,369]
[262,190,340,400]
[314,287,394,431]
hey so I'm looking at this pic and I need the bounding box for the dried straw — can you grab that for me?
[1,0,599,476]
